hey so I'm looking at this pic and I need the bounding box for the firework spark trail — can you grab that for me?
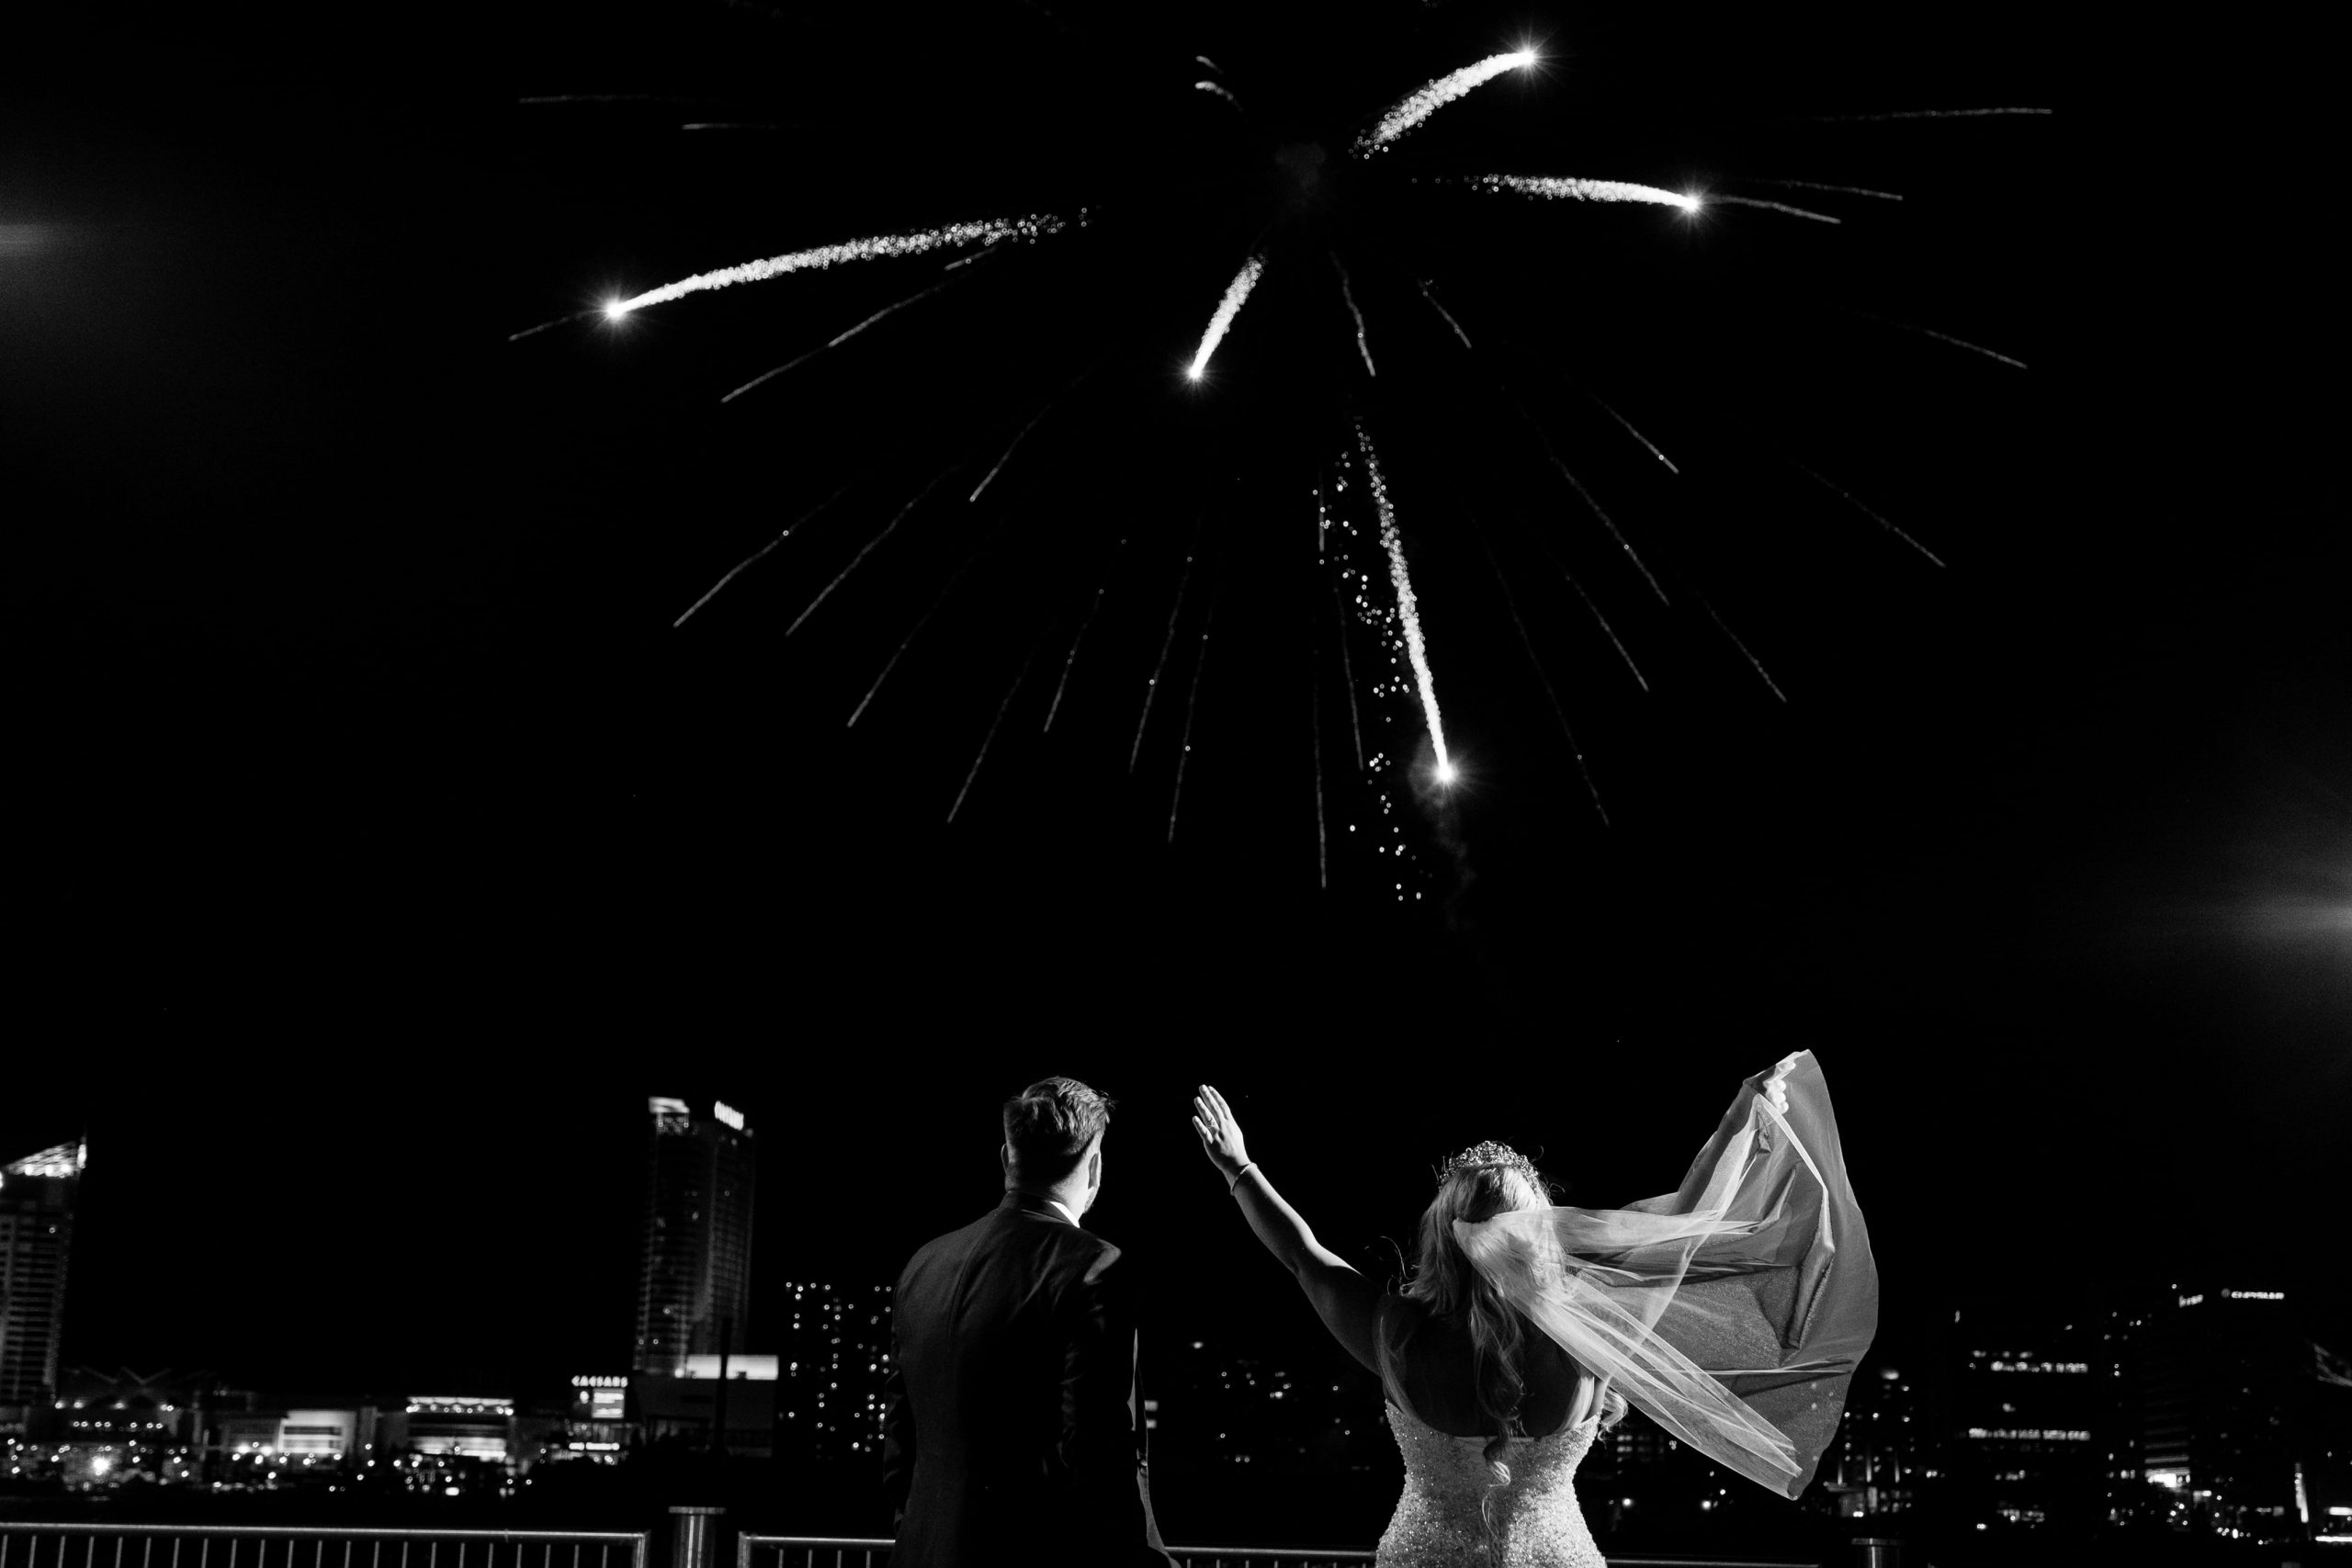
[946,629,1048,827]
[1167,598,1217,845]
[846,510,1021,728]
[680,122,782,131]
[1849,310,2030,369]
[1585,391,1680,473]
[786,464,963,636]
[1186,254,1264,380]
[1458,175,1701,211]
[721,276,965,403]
[1045,535,1124,734]
[1564,570,1650,693]
[508,308,600,344]
[1413,277,1475,349]
[1311,651,1328,890]
[1697,592,1787,703]
[673,481,854,628]
[1785,458,1946,567]
[1795,107,2052,121]
[516,94,713,105]
[1709,193,1842,225]
[1516,410,1669,604]
[1748,176,1904,202]
[1194,80,1242,111]
[969,376,1080,502]
[1130,526,1201,772]
[1356,50,1538,154]
[1353,421,1451,777]
[1329,572,1366,771]
[1331,253,1376,377]
[1476,520,1607,824]
[603,214,1065,315]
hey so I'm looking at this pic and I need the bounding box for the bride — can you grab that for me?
[1191,1052,1876,1567]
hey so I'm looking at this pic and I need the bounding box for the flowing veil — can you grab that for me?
[1453,1050,1876,1498]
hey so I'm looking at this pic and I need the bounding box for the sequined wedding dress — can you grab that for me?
[1374,1403,1606,1568]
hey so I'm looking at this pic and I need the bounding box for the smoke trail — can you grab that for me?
[1458,175,1699,211]
[1353,421,1451,778]
[1186,254,1265,380]
[602,214,1066,315]
[1357,50,1538,154]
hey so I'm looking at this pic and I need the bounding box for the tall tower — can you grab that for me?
[1,1138,86,1416]
[633,1100,756,1375]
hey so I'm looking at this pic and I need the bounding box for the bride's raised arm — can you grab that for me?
[1192,1083,1380,1373]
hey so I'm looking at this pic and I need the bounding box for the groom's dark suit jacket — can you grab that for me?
[882,1190,1175,1568]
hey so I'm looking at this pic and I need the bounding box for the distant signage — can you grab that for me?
[2221,1289,2285,1301]
[713,1101,745,1132]
[679,1354,779,1381]
[571,1375,628,1389]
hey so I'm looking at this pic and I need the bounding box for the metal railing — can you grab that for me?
[0,1526,650,1568]
[740,1536,1819,1568]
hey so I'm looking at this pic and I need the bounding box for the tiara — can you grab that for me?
[1442,1140,1539,1185]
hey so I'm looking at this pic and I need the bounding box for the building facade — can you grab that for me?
[633,1100,756,1376]
[0,1138,85,1427]
[2135,1283,2347,1544]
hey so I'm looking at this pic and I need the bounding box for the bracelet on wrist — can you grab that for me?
[1227,1160,1259,1195]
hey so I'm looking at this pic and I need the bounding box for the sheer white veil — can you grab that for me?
[1453,1050,1875,1498]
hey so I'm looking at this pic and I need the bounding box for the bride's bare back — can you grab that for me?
[1381,1297,1598,1439]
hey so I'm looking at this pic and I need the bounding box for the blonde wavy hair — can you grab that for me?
[1380,1148,1625,1557]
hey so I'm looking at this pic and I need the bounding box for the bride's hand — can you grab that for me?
[1192,1084,1251,1182]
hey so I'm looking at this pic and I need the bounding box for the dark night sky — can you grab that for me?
[4,0,2345,1396]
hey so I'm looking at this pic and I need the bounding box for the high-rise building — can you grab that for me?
[633,1100,755,1376]
[1945,1299,2107,1532]
[1,1138,85,1426]
[2135,1283,2332,1543]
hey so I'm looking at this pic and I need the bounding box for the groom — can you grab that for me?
[881,1077,1176,1568]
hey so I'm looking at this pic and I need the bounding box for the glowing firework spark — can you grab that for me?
[1186,254,1264,381]
[1353,422,1451,778]
[1459,175,1701,211]
[1708,193,1842,225]
[1331,253,1375,376]
[1356,50,1538,154]
[603,215,1067,315]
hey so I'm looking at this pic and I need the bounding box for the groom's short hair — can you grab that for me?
[1002,1077,1114,1183]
